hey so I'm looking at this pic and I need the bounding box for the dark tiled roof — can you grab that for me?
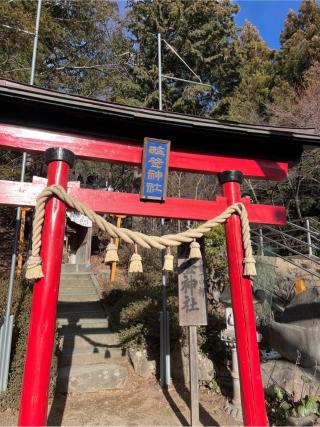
[0,79,319,162]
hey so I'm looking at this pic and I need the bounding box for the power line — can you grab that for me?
[162,74,211,88]
[162,38,202,83]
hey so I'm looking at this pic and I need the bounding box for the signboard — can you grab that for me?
[141,137,170,201]
[66,211,92,227]
[178,242,207,326]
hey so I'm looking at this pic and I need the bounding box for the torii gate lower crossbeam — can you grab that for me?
[0,140,287,426]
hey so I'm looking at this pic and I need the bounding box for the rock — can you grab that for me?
[269,322,320,367]
[281,287,320,327]
[286,416,315,426]
[171,346,215,384]
[261,359,320,400]
[128,348,156,378]
[268,287,320,367]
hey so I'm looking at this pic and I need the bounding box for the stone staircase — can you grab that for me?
[56,269,128,393]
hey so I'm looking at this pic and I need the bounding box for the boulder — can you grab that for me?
[171,346,216,384]
[261,359,320,400]
[128,348,156,378]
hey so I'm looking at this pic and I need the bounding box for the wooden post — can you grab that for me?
[178,243,207,427]
[189,326,199,426]
[110,215,125,283]
[17,207,29,276]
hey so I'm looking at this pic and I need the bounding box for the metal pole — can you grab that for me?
[160,218,171,386]
[0,0,42,393]
[160,311,164,387]
[30,0,42,86]
[305,219,313,257]
[165,310,171,386]
[18,148,74,426]
[259,228,264,256]
[219,171,267,426]
[158,33,163,111]
[158,33,171,386]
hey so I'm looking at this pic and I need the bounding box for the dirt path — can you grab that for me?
[1,368,240,426]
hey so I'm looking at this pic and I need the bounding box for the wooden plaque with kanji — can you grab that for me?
[177,243,207,326]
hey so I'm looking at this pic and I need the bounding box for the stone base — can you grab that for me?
[224,400,242,421]
[57,363,128,392]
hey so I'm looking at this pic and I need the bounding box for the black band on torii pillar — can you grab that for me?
[45,147,75,167]
[218,170,243,184]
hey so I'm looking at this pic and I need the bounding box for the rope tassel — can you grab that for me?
[129,244,143,273]
[163,247,174,271]
[243,256,256,277]
[25,255,44,280]
[105,239,119,263]
[189,239,202,260]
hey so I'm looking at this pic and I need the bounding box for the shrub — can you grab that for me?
[0,277,57,410]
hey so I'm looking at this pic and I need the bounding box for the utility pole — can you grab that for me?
[157,32,211,389]
[158,33,171,388]
[0,0,42,393]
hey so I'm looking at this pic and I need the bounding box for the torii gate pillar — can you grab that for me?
[18,148,74,426]
[220,171,267,426]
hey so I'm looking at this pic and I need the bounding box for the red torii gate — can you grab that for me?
[0,80,319,427]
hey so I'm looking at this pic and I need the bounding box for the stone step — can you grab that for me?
[61,333,119,351]
[58,295,99,302]
[58,325,112,336]
[59,347,126,366]
[57,301,102,313]
[61,264,91,274]
[56,363,128,392]
[57,311,107,322]
[59,288,100,302]
[59,283,97,294]
[60,278,93,284]
[57,317,109,327]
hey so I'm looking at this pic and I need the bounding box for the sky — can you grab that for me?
[235,1,301,49]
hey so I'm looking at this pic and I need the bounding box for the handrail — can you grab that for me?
[287,221,320,237]
[259,225,320,252]
[251,241,320,280]
[251,230,320,267]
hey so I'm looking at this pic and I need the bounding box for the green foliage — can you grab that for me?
[275,0,320,87]
[296,395,320,418]
[107,263,226,367]
[107,272,181,358]
[220,22,274,122]
[204,369,220,392]
[114,0,241,115]
[0,0,128,98]
[0,277,57,410]
[203,224,228,292]
[266,384,320,424]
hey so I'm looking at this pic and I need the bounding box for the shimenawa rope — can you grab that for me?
[25,185,256,280]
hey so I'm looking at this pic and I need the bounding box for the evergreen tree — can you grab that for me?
[275,0,320,86]
[0,0,128,98]
[113,0,241,116]
[219,21,273,122]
